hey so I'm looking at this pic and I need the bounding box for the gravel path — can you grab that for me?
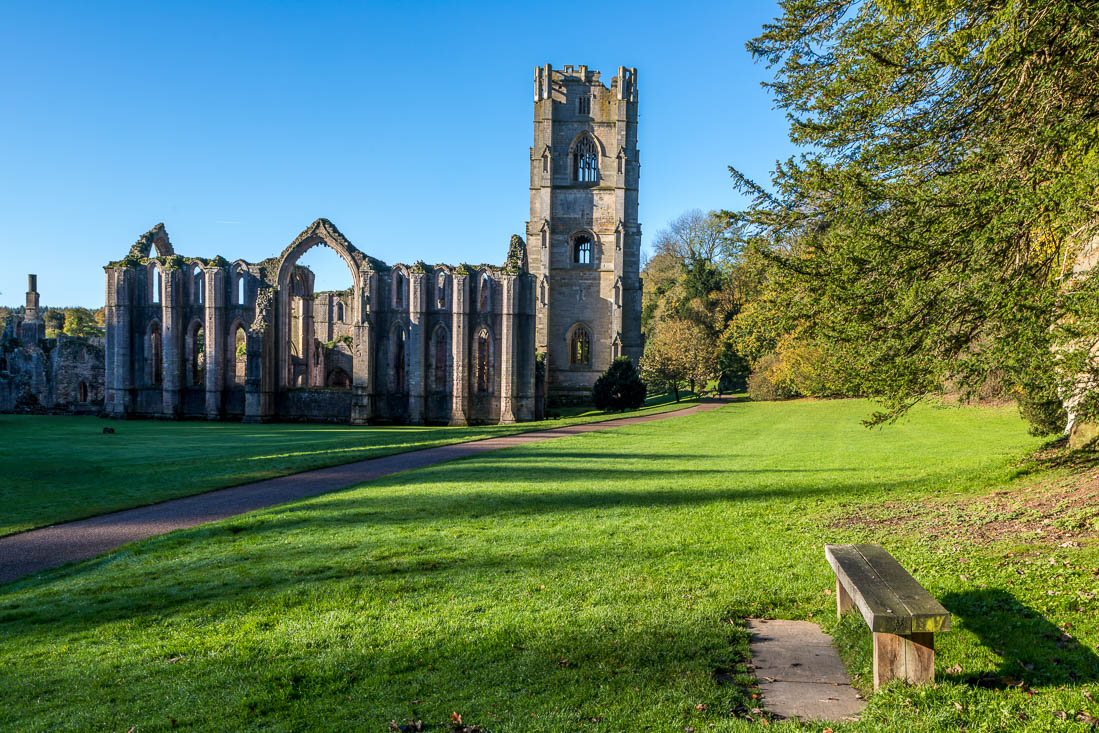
[0,399,729,585]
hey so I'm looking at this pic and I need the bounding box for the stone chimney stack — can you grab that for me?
[20,273,46,343]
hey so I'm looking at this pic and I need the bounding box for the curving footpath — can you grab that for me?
[0,398,730,586]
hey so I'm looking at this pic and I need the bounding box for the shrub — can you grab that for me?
[593,357,647,411]
[747,353,799,401]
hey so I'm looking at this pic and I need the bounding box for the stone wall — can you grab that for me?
[104,219,537,425]
[1,277,107,416]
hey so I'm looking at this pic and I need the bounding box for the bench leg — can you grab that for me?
[836,578,854,616]
[873,632,935,688]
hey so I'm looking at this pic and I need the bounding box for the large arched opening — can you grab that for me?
[274,227,365,391]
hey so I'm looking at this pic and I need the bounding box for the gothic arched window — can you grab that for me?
[476,329,492,393]
[479,274,491,312]
[572,134,599,183]
[392,327,407,392]
[192,267,204,305]
[150,264,162,305]
[148,321,163,385]
[436,272,448,308]
[188,321,205,387]
[433,326,448,391]
[573,234,593,265]
[336,301,344,323]
[393,271,405,308]
[569,325,591,367]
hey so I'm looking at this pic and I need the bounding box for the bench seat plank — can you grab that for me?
[825,544,911,634]
[852,544,950,633]
[824,544,949,634]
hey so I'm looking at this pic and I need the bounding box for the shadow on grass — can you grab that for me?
[0,601,756,731]
[941,589,1099,687]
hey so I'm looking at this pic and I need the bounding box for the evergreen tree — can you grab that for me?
[729,0,1099,431]
[592,357,647,412]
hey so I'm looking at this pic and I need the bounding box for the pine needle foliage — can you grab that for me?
[729,0,1099,431]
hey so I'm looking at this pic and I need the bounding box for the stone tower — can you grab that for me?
[527,64,642,403]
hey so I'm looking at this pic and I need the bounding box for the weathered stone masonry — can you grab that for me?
[0,275,105,414]
[528,64,643,402]
[104,220,537,425]
[99,63,642,424]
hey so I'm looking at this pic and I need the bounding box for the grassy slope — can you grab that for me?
[0,394,698,537]
[3,400,1096,731]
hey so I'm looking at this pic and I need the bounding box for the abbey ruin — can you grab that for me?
[91,64,643,424]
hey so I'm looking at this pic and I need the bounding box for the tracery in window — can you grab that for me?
[572,134,598,183]
[569,325,591,366]
[573,234,593,265]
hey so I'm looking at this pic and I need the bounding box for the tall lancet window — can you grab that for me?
[572,135,598,183]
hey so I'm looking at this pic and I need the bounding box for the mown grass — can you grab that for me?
[3,399,1095,731]
[0,394,699,537]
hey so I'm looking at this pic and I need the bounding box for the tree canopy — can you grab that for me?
[729,0,1099,431]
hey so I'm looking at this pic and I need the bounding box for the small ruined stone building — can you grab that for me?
[100,63,642,424]
[0,275,105,414]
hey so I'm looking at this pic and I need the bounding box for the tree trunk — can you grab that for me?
[673,383,680,402]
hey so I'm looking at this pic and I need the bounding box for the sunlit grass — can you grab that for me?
[2,399,1088,731]
[0,394,699,536]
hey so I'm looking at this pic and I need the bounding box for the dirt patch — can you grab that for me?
[836,477,1099,546]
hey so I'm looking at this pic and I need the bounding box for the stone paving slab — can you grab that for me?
[747,618,865,722]
[0,399,728,586]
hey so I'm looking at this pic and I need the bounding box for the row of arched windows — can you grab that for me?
[143,319,247,388]
[145,264,246,307]
[389,271,495,311]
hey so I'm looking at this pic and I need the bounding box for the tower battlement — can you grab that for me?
[534,64,638,102]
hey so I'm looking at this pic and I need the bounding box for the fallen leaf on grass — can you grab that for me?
[945,664,962,674]
[167,657,182,663]
[954,702,964,711]
[450,712,462,724]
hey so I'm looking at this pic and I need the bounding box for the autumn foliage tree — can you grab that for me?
[641,319,718,401]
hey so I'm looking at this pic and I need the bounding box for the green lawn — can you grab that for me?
[3,399,1097,731]
[0,394,699,537]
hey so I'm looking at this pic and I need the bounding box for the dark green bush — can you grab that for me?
[592,357,647,411]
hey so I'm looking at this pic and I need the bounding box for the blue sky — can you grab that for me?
[0,0,793,306]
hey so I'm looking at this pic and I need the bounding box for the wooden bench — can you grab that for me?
[825,544,950,688]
